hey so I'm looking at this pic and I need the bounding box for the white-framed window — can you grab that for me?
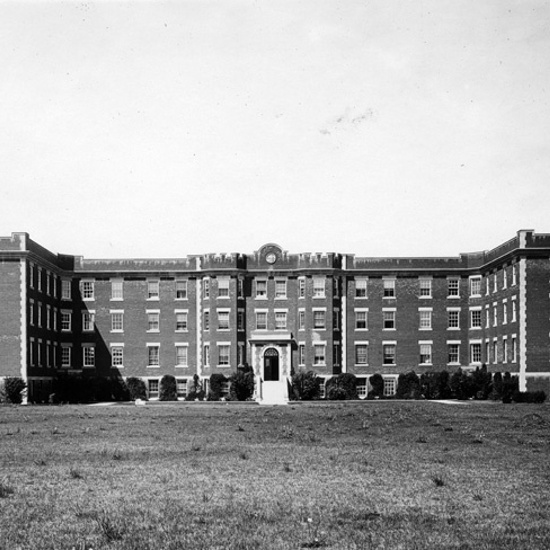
[203,343,210,367]
[175,310,188,332]
[147,280,160,300]
[275,279,287,299]
[469,276,481,297]
[447,342,460,364]
[37,268,42,292]
[298,343,305,366]
[275,310,287,330]
[203,278,210,299]
[175,344,188,367]
[493,339,498,364]
[383,278,396,298]
[111,311,124,332]
[512,265,517,286]
[419,308,432,330]
[53,307,58,331]
[83,345,95,368]
[419,278,432,298]
[503,300,508,324]
[81,280,95,301]
[237,309,245,331]
[333,308,340,330]
[37,302,42,327]
[469,341,482,364]
[313,343,326,366]
[46,305,51,330]
[53,275,57,299]
[82,310,95,332]
[147,311,160,332]
[502,337,508,363]
[53,342,58,368]
[355,308,368,330]
[503,268,508,289]
[147,344,160,367]
[511,297,517,322]
[493,303,498,327]
[486,276,490,295]
[333,278,340,298]
[383,309,396,330]
[298,278,306,299]
[256,279,267,299]
[333,342,340,366]
[217,309,230,330]
[203,309,210,330]
[29,300,35,326]
[175,279,187,300]
[29,338,35,366]
[37,339,42,366]
[46,271,51,296]
[62,279,71,300]
[61,345,71,368]
[383,377,397,397]
[419,342,432,365]
[256,310,267,330]
[218,343,230,367]
[512,336,517,363]
[469,308,482,329]
[485,305,490,328]
[313,309,326,329]
[493,272,498,293]
[61,310,71,332]
[298,309,305,330]
[313,277,326,298]
[237,278,244,298]
[355,342,369,365]
[176,378,187,398]
[111,279,123,301]
[355,277,368,298]
[218,277,230,298]
[111,345,124,368]
[447,278,460,297]
[148,379,159,398]
[238,342,245,365]
[383,342,396,365]
[357,378,368,399]
[485,340,490,364]
[46,341,51,367]
[29,263,35,289]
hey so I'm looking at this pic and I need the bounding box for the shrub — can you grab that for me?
[396,371,421,399]
[450,370,476,400]
[229,365,254,401]
[126,377,147,401]
[502,372,519,404]
[490,372,503,401]
[368,373,384,399]
[512,390,547,404]
[159,375,178,401]
[185,374,206,401]
[471,365,492,400]
[208,373,228,401]
[291,371,321,400]
[326,373,358,400]
[3,377,26,404]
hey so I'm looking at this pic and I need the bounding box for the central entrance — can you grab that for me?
[263,347,280,381]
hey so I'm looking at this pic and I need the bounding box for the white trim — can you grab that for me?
[519,258,527,390]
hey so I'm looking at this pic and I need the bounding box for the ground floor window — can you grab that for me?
[176,378,187,398]
[319,379,326,399]
[148,379,159,398]
[356,378,368,399]
[383,377,397,397]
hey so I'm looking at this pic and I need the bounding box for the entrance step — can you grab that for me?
[260,380,288,405]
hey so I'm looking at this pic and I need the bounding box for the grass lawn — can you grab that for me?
[1,400,549,550]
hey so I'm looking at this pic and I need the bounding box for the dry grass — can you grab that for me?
[0,401,549,549]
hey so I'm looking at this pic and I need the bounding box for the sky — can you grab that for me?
[1,0,549,259]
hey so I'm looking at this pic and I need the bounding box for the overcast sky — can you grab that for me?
[1,1,549,259]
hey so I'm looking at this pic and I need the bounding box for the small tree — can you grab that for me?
[368,373,384,399]
[185,374,205,401]
[326,373,358,400]
[291,371,321,400]
[490,372,503,401]
[159,374,178,401]
[208,373,228,401]
[502,372,518,403]
[229,365,254,401]
[3,377,26,404]
[396,371,421,399]
[126,377,147,401]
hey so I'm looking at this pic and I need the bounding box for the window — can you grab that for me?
[37,302,42,327]
[203,344,210,367]
[175,311,188,331]
[313,344,326,366]
[383,378,397,397]
[512,337,517,363]
[298,309,305,330]
[419,343,432,364]
[111,345,124,367]
[46,305,51,330]
[298,343,305,366]
[275,279,287,299]
[333,308,340,330]
[313,309,326,329]
[503,269,507,289]
[204,310,210,330]
[29,300,35,326]
[148,280,160,300]
[355,344,369,365]
[485,340,490,363]
[313,277,325,298]
[275,311,287,330]
[238,342,245,365]
[383,278,395,298]
[62,279,71,300]
[218,310,230,330]
[82,311,95,332]
[218,277,230,298]
[111,311,124,332]
[419,278,432,298]
[46,271,51,295]
[203,278,210,299]
[256,280,267,298]
[61,346,71,367]
[355,309,368,330]
[238,278,244,298]
[81,280,94,301]
[383,310,396,330]
[493,273,498,293]
[218,344,230,367]
[503,338,508,363]
[493,304,498,327]
[333,278,340,298]
[512,298,517,322]
[237,309,245,331]
[447,309,460,329]
[470,309,481,329]
[448,278,459,297]
[333,343,340,366]
[447,343,460,364]
[53,275,57,298]
[419,309,432,330]
[175,345,188,367]
[503,301,508,324]
[256,311,267,330]
[176,379,187,398]
[383,343,396,365]
[493,340,498,364]
[298,278,306,298]
[469,276,481,297]
[147,311,160,332]
[512,265,517,286]
[29,263,35,289]
[37,340,42,366]
[355,278,368,298]
[148,345,160,367]
[148,379,159,398]
[53,308,58,331]
[485,305,490,328]
[61,311,71,332]
[111,280,123,300]
[46,342,51,367]
[470,342,481,364]
[83,345,95,368]
[357,379,368,399]
[37,268,42,292]
[486,276,490,295]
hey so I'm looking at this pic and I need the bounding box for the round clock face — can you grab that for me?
[266,252,277,264]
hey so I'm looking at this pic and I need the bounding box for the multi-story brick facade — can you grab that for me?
[1,230,550,402]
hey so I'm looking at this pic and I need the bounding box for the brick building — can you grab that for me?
[1,230,549,403]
